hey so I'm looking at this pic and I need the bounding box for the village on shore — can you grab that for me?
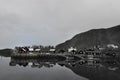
[13,43,120,58]
[9,43,120,68]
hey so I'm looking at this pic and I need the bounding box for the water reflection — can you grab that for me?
[9,57,120,80]
[10,58,57,68]
[64,58,120,80]
[0,57,87,80]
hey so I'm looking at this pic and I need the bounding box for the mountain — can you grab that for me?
[0,49,13,57]
[56,25,120,52]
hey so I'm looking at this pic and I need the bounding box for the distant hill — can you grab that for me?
[0,49,13,57]
[56,25,120,51]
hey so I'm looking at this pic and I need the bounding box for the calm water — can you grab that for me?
[0,56,120,80]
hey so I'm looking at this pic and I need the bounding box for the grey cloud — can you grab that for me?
[0,0,120,49]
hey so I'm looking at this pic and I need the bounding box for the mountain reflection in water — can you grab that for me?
[9,57,120,80]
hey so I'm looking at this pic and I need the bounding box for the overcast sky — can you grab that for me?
[0,0,120,49]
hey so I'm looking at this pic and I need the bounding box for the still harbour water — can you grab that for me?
[0,56,120,80]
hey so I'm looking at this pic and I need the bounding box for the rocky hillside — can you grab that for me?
[56,25,120,51]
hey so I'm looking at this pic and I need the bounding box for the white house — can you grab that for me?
[68,47,77,52]
[29,48,34,52]
[49,49,55,52]
[107,44,118,49]
[35,49,41,52]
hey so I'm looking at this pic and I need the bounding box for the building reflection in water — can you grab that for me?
[9,57,120,80]
[9,58,57,68]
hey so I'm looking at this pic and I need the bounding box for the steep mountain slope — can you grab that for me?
[56,25,120,51]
